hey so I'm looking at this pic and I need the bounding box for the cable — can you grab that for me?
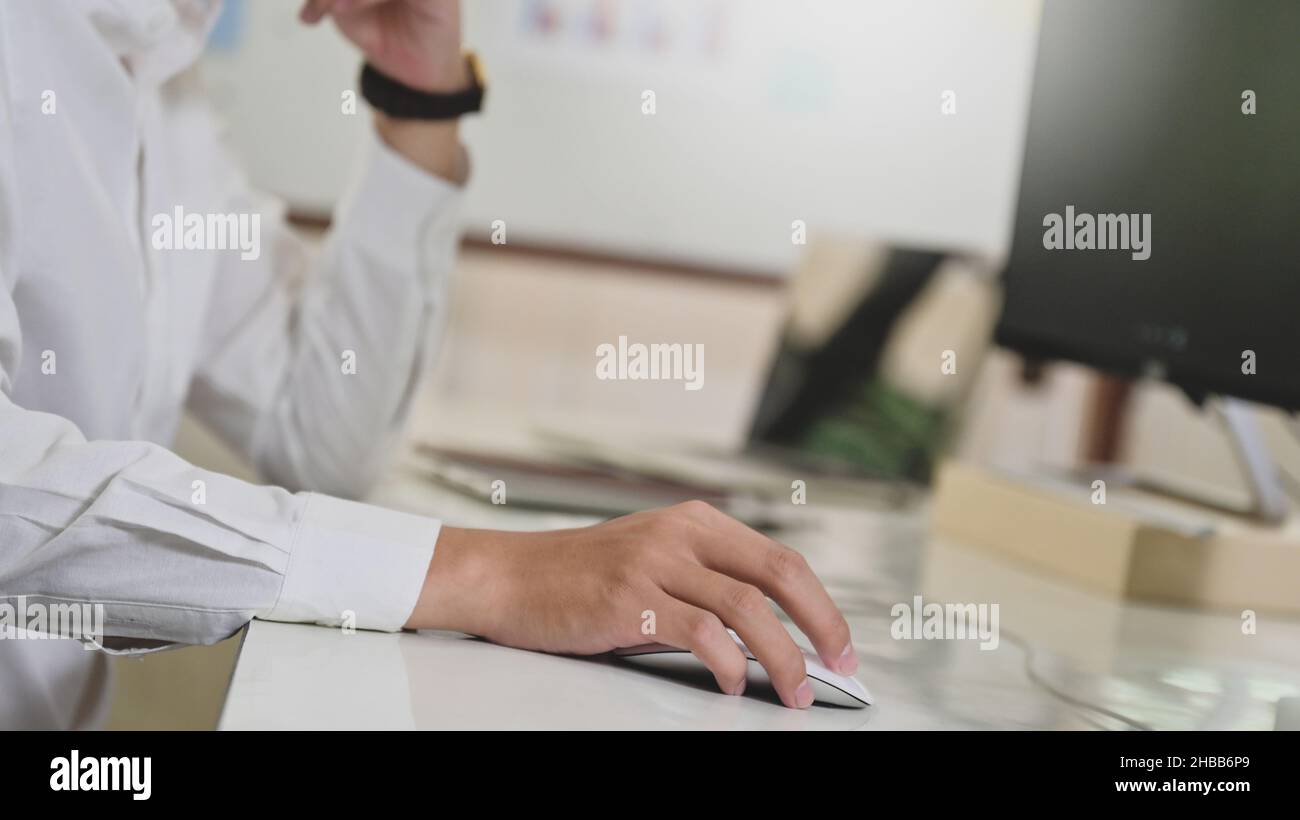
[999,628,1152,731]
[850,591,1153,731]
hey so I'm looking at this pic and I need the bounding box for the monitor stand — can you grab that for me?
[1084,396,1289,525]
[1211,397,1290,523]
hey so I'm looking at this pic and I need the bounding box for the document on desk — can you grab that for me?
[406,444,737,518]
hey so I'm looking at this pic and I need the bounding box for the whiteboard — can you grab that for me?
[201,0,1041,275]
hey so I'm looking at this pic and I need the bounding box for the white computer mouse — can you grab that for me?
[615,629,872,708]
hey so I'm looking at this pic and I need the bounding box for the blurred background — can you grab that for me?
[110,0,1300,727]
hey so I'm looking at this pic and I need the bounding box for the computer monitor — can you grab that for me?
[997,0,1300,412]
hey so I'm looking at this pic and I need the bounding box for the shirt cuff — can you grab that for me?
[260,493,438,632]
[334,128,464,276]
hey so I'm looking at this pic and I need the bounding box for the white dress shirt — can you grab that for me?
[0,0,461,728]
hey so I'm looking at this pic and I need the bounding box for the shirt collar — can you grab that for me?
[81,0,221,86]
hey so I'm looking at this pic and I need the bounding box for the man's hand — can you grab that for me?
[300,0,469,182]
[300,0,467,92]
[407,501,858,710]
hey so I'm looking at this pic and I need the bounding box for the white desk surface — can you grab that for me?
[220,462,1300,730]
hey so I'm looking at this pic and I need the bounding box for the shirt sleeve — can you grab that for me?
[187,124,464,502]
[174,102,468,635]
[0,103,455,648]
[0,262,439,648]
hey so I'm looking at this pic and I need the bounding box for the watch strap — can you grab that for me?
[360,57,484,120]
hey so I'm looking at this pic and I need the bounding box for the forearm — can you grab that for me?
[374,114,468,185]
[404,525,493,632]
[368,24,472,185]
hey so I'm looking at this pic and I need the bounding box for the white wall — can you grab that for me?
[201,0,1041,275]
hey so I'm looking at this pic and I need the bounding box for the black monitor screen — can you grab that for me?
[996,0,1300,410]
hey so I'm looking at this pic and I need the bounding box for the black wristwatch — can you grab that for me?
[360,52,486,120]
